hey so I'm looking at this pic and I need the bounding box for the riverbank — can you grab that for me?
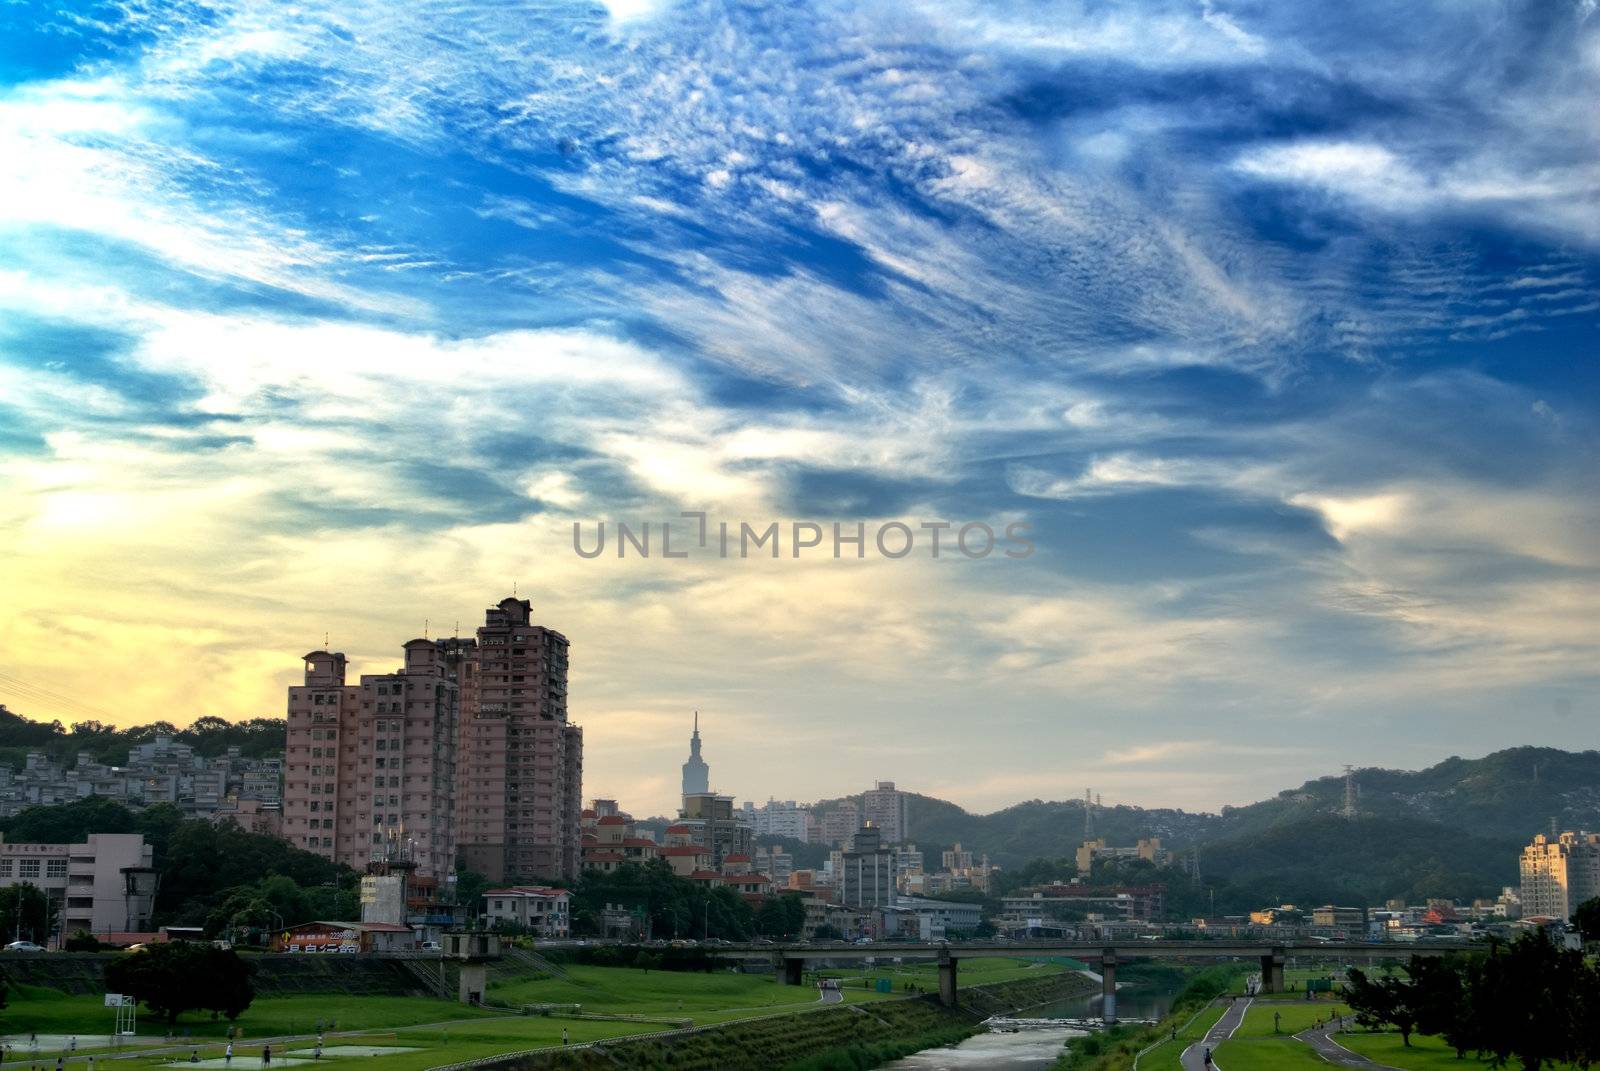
[1051,966,1239,1071]
[481,972,1098,1071]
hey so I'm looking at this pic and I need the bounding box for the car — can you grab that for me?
[4,940,45,952]
[420,940,441,951]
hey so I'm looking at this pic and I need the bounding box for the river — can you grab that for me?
[878,982,1175,1071]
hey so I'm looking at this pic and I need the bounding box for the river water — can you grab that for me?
[880,983,1174,1071]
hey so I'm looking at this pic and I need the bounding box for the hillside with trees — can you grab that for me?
[0,703,285,770]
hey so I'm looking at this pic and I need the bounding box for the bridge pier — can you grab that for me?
[1260,948,1286,994]
[938,950,958,1008]
[1101,948,1117,1024]
[776,956,804,986]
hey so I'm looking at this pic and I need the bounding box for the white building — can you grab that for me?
[483,886,571,937]
[862,782,906,844]
[0,833,157,943]
[1520,832,1600,921]
[882,897,983,940]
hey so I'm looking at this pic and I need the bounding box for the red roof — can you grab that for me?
[581,808,597,818]
[661,845,708,856]
[622,838,659,847]
[665,823,692,833]
[581,834,599,845]
[585,851,625,862]
[723,853,750,863]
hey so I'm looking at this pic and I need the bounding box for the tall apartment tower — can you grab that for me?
[456,597,583,883]
[282,641,460,883]
[681,712,710,797]
[1520,831,1600,920]
[862,780,907,844]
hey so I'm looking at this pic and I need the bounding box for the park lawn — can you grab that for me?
[489,964,885,1026]
[1,989,503,1041]
[1336,1029,1581,1071]
[1139,1002,1228,1071]
[1211,1035,1330,1070]
[1232,1000,1351,1038]
[828,957,1060,990]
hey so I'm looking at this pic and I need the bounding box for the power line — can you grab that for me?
[0,670,120,723]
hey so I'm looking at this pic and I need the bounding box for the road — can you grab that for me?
[1180,998,1249,1071]
[1296,1023,1403,1069]
[818,986,843,1004]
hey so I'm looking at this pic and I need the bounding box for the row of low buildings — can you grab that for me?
[0,737,282,830]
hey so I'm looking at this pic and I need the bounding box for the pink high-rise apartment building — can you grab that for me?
[282,640,460,882]
[456,597,583,882]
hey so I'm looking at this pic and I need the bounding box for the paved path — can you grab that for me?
[1180,998,1250,1071]
[817,987,843,1005]
[1295,1024,1404,1070]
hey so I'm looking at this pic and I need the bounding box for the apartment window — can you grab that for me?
[322,819,334,830]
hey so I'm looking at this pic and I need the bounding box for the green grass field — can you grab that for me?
[488,963,893,1025]
[1230,1000,1350,1039]
[1135,1002,1227,1071]
[1336,1029,1582,1071]
[0,958,1062,1071]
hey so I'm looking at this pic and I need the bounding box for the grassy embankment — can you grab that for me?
[2,957,1061,1071]
[1052,965,1240,1071]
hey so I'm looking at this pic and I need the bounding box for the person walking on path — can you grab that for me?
[261,1045,271,1068]
[561,1029,569,1047]
[224,1043,233,1067]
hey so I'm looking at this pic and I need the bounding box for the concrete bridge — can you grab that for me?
[705,940,1480,1023]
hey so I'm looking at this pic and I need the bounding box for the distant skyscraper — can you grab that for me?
[681,712,710,797]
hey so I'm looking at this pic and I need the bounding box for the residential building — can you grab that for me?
[1520,831,1600,921]
[840,825,896,913]
[679,792,752,868]
[482,886,571,937]
[0,737,282,823]
[743,799,812,842]
[862,782,906,844]
[681,713,710,798]
[1076,837,1170,876]
[754,845,793,889]
[456,597,584,882]
[283,639,461,881]
[0,833,157,943]
[1311,905,1364,929]
[821,803,861,846]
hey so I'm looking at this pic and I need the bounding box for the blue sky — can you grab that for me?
[0,0,1596,816]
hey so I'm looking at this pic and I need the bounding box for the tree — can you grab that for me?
[1465,933,1587,1071]
[64,930,102,952]
[1408,955,1476,1058]
[1343,967,1420,1046]
[104,943,255,1025]
[0,883,59,945]
[755,894,806,940]
[1572,896,1600,945]
[812,924,843,940]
